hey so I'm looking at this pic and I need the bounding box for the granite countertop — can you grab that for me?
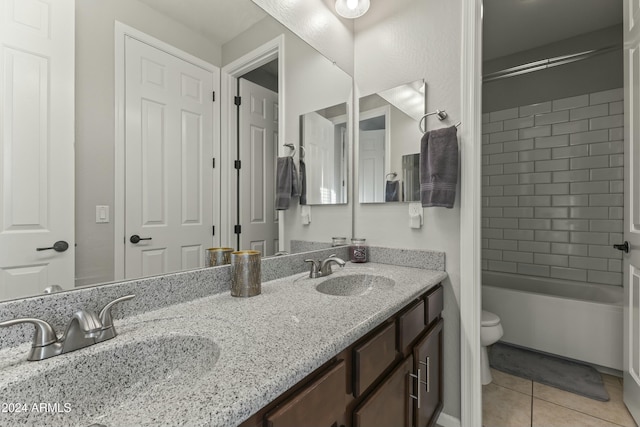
[0,262,447,427]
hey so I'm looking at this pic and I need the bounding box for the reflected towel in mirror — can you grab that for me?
[385,180,400,202]
[420,126,458,208]
[299,159,307,205]
[276,157,300,210]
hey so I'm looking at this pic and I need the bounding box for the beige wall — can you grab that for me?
[75,0,221,286]
[354,0,463,418]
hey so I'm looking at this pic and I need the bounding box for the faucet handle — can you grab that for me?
[0,318,58,347]
[99,294,135,328]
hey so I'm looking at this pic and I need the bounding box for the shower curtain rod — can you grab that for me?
[483,44,620,83]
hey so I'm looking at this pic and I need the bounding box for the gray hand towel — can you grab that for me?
[385,180,400,202]
[420,126,458,208]
[276,157,300,210]
[299,159,307,205]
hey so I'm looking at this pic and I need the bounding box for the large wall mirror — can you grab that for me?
[0,0,352,301]
[358,80,425,203]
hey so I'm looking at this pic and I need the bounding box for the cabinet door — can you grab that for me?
[266,360,346,427]
[413,319,443,427]
[353,355,414,427]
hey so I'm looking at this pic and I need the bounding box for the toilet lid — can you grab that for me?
[481,310,500,326]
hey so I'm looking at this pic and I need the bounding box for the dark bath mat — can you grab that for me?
[489,342,609,402]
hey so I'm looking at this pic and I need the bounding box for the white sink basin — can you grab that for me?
[316,274,395,296]
[0,335,219,426]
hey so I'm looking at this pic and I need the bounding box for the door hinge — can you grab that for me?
[234,96,242,106]
[212,91,215,102]
[212,158,215,168]
[234,225,242,234]
[212,226,215,236]
[234,160,241,170]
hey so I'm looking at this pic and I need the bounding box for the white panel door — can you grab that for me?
[0,0,74,299]
[359,130,385,203]
[239,79,278,256]
[125,36,214,279]
[624,0,640,422]
[303,112,335,204]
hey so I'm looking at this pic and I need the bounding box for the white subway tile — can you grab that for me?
[490,218,518,228]
[535,135,569,149]
[569,155,609,169]
[535,230,570,242]
[551,145,589,159]
[519,126,551,139]
[569,256,608,271]
[489,239,519,251]
[570,207,609,219]
[534,253,569,267]
[503,184,535,196]
[535,207,569,218]
[519,195,551,206]
[589,219,623,232]
[520,101,552,117]
[609,207,623,219]
[519,241,551,253]
[609,259,622,272]
[482,260,488,269]
[552,94,589,111]
[570,104,608,121]
[483,143,503,155]
[489,152,519,164]
[590,140,624,156]
[483,134,490,145]
[535,159,569,172]
[488,260,518,273]
[483,121,504,134]
[590,114,623,131]
[519,149,551,162]
[517,263,550,277]
[482,218,490,228]
[503,162,534,174]
[589,194,624,206]
[482,186,504,197]
[550,266,587,281]
[483,176,490,186]
[504,230,535,241]
[609,127,623,141]
[610,154,624,167]
[483,228,503,239]
[490,107,519,122]
[482,164,503,176]
[503,207,534,218]
[570,181,610,194]
[504,116,534,130]
[552,219,589,231]
[519,172,552,184]
[503,251,534,264]
[570,231,609,245]
[535,110,569,126]
[519,218,551,230]
[569,130,609,145]
[490,174,519,185]
[552,120,589,135]
[535,183,570,195]
[589,244,622,259]
[483,155,490,166]
[490,130,519,143]
[489,196,519,207]
[483,207,503,217]
[503,139,534,152]
[552,170,589,183]
[587,270,622,285]
[482,249,503,260]
[590,88,623,105]
[482,113,491,124]
[551,243,588,256]
[590,167,623,181]
[551,195,589,206]
[609,101,623,115]
[610,181,624,193]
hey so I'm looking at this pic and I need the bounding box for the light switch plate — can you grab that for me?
[96,205,109,223]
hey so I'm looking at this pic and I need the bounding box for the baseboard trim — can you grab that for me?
[437,412,461,427]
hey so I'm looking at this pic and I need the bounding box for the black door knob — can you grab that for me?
[130,235,152,244]
[36,241,69,252]
[613,241,630,253]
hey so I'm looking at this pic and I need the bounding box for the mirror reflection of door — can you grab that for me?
[0,0,75,299]
[359,108,390,203]
[123,32,217,279]
[237,67,279,256]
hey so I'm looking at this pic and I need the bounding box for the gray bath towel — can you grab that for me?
[385,180,400,202]
[299,159,307,205]
[420,126,458,208]
[276,157,300,210]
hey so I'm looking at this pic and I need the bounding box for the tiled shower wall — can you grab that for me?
[481,88,624,286]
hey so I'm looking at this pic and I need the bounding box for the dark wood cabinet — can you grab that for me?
[240,284,444,427]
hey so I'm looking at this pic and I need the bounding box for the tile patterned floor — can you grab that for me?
[483,368,638,427]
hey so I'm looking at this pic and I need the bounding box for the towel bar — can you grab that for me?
[419,109,461,133]
[283,143,296,157]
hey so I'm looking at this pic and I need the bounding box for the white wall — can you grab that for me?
[75,0,222,286]
[223,17,353,251]
[251,0,355,75]
[354,0,463,418]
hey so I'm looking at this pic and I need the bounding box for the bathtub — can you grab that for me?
[482,271,623,371]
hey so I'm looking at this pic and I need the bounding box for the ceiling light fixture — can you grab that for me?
[335,0,370,19]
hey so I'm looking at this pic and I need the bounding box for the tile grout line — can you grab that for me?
[532,394,630,427]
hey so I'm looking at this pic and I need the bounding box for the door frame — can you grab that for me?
[113,22,220,280]
[220,35,285,250]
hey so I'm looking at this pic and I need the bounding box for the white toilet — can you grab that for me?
[481,310,503,385]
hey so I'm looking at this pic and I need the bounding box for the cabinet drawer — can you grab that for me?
[353,321,397,397]
[425,285,443,326]
[398,299,426,355]
[265,360,346,427]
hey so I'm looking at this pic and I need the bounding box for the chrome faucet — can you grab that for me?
[0,295,134,361]
[304,254,346,278]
